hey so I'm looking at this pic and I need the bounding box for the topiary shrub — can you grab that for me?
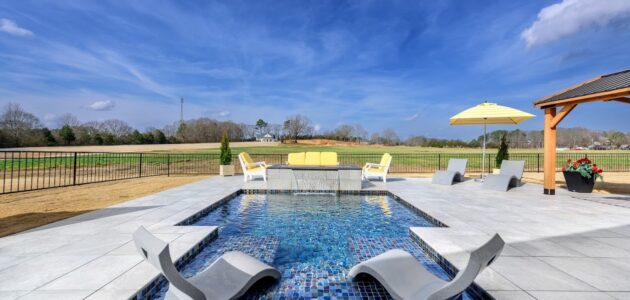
[495,134,509,168]
[219,132,232,165]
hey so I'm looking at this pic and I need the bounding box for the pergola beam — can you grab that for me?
[608,97,630,105]
[550,104,576,128]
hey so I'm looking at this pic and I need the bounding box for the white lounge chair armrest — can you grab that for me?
[365,163,386,168]
[247,162,266,168]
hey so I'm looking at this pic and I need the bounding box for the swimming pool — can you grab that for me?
[154,192,477,299]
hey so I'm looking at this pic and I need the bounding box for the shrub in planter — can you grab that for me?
[219,132,234,176]
[562,157,603,193]
[494,134,509,173]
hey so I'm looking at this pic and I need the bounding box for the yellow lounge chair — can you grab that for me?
[362,153,392,182]
[238,152,267,182]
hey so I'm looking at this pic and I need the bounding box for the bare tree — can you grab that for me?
[239,123,256,140]
[56,113,81,128]
[0,103,41,146]
[370,132,381,144]
[353,124,368,142]
[526,130,544,149]
[101,119,132,137]
[381,128,400,146]
[607,131,627,148]
[283,115,313,142]
[333,124,354,141]
[406,135,427,146]
[268,124,283,140]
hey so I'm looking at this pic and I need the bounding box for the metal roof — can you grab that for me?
[535,69,630,105]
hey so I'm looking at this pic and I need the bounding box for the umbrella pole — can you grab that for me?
[482,123,486,179]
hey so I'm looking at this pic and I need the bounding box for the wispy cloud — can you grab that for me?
[0,18,33,37]
[214,110,231,117]
[86,100,115,111]
[405,113,419,121]
[521,0,630,47]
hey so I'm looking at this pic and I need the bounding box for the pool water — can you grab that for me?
[155,193,474,299]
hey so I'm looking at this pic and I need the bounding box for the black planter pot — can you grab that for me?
[563,171,596,193]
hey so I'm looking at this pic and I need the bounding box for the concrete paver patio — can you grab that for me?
[0,176,629,299]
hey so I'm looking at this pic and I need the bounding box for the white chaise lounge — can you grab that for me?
[482,160,525,192]
[133,226,281,300]
[432,158,468,185]
[348,234,505,300]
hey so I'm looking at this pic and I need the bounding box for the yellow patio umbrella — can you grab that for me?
[450,102,534,178]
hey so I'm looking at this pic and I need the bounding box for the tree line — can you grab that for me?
[1,103,628,149]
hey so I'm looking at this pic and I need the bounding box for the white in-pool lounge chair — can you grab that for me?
[432,159,468,185]
[349,234,505,300]
[133,226,281,300]
[239,152,267,182]
[482,160,525,191]
[362,153,392,182]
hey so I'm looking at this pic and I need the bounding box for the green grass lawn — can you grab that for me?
[2,145,628,172]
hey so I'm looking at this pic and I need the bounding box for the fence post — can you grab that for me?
[167,154,170,177]
[72,152,77,185]
[487,153,491,174]
[537,153,540,173]
[139,153,143,178]
[438,153,441,171]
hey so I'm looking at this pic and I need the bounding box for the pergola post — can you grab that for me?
[543,107,557,195]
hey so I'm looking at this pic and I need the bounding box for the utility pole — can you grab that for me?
[180,97,184,124]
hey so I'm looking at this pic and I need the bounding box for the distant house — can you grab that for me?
[621,144,630,150]
[588,142,610,150]
[258,134,275,143]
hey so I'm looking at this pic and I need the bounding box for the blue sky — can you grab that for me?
[1,0,629,139]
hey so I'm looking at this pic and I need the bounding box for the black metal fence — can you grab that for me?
[1,151,629,194]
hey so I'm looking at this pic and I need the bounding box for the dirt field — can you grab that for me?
[0,175,209,237]
[6,142,278,153]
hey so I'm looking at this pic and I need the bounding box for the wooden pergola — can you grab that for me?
[534,69,630,195]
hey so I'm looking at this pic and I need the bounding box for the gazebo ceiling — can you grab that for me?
[534,69,630,108]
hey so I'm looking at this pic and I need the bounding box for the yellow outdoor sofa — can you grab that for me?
[287,152,338,166]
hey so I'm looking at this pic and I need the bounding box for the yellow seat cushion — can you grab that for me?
[288,152,305,165]
[247,166,265,172]
[304,152,321,165]
[320,152,338,166]
[366,167,385,173]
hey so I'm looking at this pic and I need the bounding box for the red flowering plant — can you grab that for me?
[562,157,603,179]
